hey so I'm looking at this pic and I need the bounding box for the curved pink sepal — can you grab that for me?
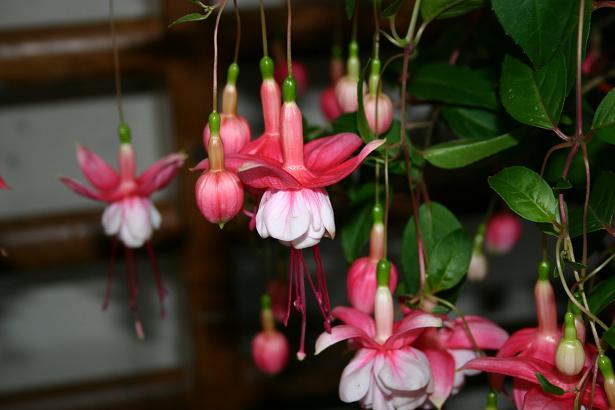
[424,349,455,409]
[303,133,363,171]
[315,324,376,355]
[446,316,509,350]
[76,144,120,192]
[60,176,105,201]
[332,306,376,338]
[137,152,186,196]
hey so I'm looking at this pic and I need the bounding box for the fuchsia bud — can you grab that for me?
[468,222,488,282]
[599,355,615,408]
[363,58,393,134]
[252,295,290,375]
[203,64,251,155]
[275,60,308,96]
[485,212,522,255]
[196,112,244,227]
[374,259,394,344]
[554,312,585,376]
[535,261,558,336]
[346,204,398,313]
[335,41,366,113]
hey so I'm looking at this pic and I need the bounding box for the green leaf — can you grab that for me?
[424,131,519,169]
[341,204,373,264]
[409,63,498,110]
[488,166,559,223]
[421,0,487,20]
[603,326,615,351]
[535,372,566,396]
[345,0,356,19]
[492,0,578,67]
[500,54,568,130]
[441,106,504,139]
[427,229,472,292]
[331,112,359,135]
[592,89,615,144]
[401,203,463,294]
[588,272,615,315]
[553,177,573,191]
[569,171,615,238]
[381,0,404,18]
[168,12,212,27]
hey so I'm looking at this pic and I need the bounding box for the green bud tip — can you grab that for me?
[599,355,614,379]
[226,63,240,86]
[370,58,381,76]
[563,312,577,340]
[538,260,550,281]
[349,41,359,58]
[282,76,297,102]
[487,390,497,407]
[377,259,391,287]
[118,122,131,144]
[208,111,221,135]
[373,203,384,224]
[261,294,272,310]
[259,56,274,80]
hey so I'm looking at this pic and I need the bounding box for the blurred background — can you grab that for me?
[0,1,597,409]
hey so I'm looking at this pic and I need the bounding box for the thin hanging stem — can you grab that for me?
[259,0,269,56]
[575,0,585,139]
[108,0,125,123]
[286,0,293,75]
[232,0,241,63]
[372,0,380,58]
[383,150,390,257]
[212,1,227,112]
[352,5,358,42]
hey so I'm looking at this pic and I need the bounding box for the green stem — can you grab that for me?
[259,0,268,56]
[405,0,423,45]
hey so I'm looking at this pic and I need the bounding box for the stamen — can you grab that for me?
[146,241,167,318]
[102,237,118,310]
[125,247,138,312]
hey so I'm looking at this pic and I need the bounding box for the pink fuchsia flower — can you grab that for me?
[414,315,509,408]
[237,76,383,359]
[60,123,185,336]
[203,63,251,155]
[320,86,342,122]
[485,212,522,255]
[196,112,244,226]
[316,261,442,410]
[335,41,366,113]
[363,58,393,135]
[252,295,289,375]
[347,204,398,314]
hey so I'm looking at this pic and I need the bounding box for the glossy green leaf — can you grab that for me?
[401,203,463,293]
[604,326,615,351]
[488,166,559,223]
[569,171,615,238]
[424,131,519,169]
[341,204,373,264]
[421,0,487,20]
[409,63,498,110]
[589,275,615,315]
[535,372,566,395]
[168,12,212,27]
[427,229,472,293]
[500,55,568,129]
[442,106,503,139]
[381,0,404,18]
[331,112,358,135]
[592,89,615,144]
[492,0,578,67]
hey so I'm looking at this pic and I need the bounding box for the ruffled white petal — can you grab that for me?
[339,349,375,403]
[102,202,122,235]
[102,196,160,248]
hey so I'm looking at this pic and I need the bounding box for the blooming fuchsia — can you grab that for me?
[237,75,384,360]
[61,123,185,337]
[316,261,442,409]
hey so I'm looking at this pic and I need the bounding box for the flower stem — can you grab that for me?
[232,0,241,64]
[108,0,125,125]
[576,0,585,139]
[259,0,268,57]
[212,1,227,113]
[405,0,423,45]
[286,0,293,76]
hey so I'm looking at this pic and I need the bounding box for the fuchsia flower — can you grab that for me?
[465,263,609,409]
[316,261,442,409]
[61,124,185,336]
[347,205,398,314]
[363,58,393,135]
[335,41,366,113]
[414,315,508,408]
[203,64,251,155]
[485,212,522,254]
[252,295,289,375]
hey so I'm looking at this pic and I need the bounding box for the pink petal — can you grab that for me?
[315,325,376,355]
[497,328,537,358]
[60,177,104,201]
[522,387,574,410]
[303,133,363,171]
[76,145,120,192]
[424,349,455,409]
[137,152,186,196]
[238,160,303,190]
[339,349,376,403]
[332,306,376,338]
[377,348,432,393]
[445,316,509,350]
[385,312,442,349]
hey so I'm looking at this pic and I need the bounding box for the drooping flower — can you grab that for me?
[61,123,185,336]
[335,41,366,113]
[485,212,522,255]
[237,76,384,359]
[316,261,442,410]
[363,58,393,135]
[414,314,509,408]
[554,313,585,376]
[203,63,251,155]
[599,355,615,408]
[347,204,398,314]
[252,295,289,375]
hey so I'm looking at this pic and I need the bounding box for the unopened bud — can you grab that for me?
[467,248,488,282]
[374,259,393,344]
[485,390,497,410]
[599,355,615,408]
[554,312,585,376]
